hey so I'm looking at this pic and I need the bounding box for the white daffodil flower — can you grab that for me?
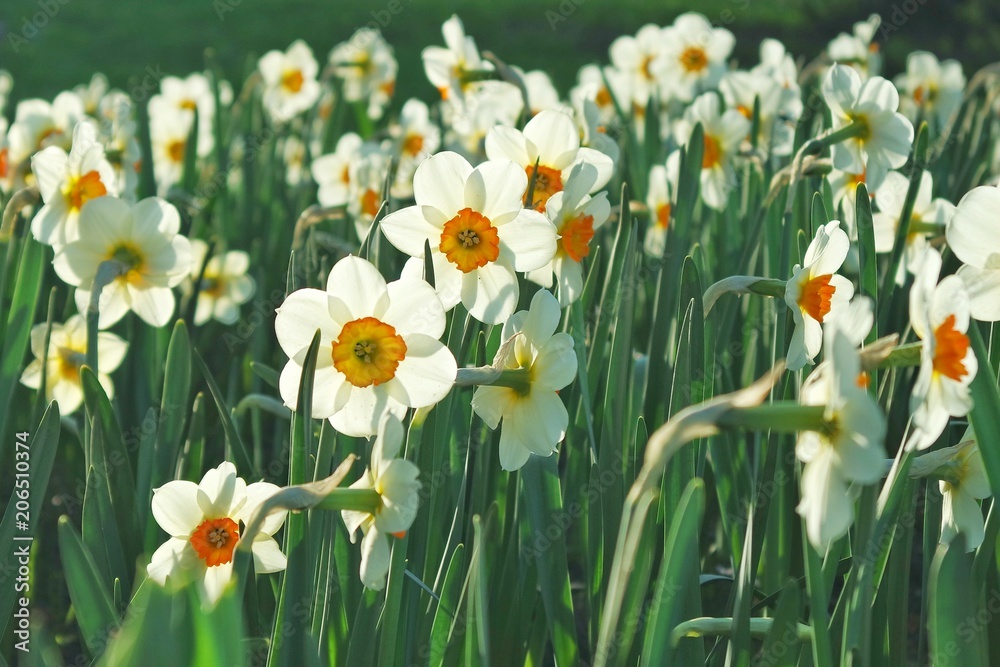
[784,220,855,370]
[389,98,441,200]
[643,157,678,258]
[146,462,287,606]
[720,68,801,157]
[822,64,913,191]
[311,133,366,208]
[380,151,557,325]
[188,240,256,326]
[29,121,117,247]
[525,163,610,306]
[895,51,965,130]
[485,109,613,213]
[7,93,85,170]
[827,14,882,79]
[946,184,1000,321]
[421,14,493,105]
[659,12,735,103]
[907,248,977,451]
[471,289,578,471]
[329,28,397,121]
[675,93,750,211]
[346,147,392,242]
[828,167,872,238]
[341,413,422,590]
[53,197,193,329]
[149,73,216,157]
[938,440,991,551]
[608,24,667,111]
[796,325,887,552]
[274,255,457,438]
[873,171,955,284]
[258,40,321,123]
[20,314,127,415]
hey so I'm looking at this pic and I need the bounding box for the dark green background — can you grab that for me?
[1,0,997,111]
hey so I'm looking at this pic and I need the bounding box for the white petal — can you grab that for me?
[413,151,473,218]
[386,335,457,408]
[471,385,517,430]
[325,255,389,321]
[127,285,176,327]
[380,205,443,258]
[251,535,288,573]
[461,261,518,325]
[151,480,203,537]
[948,186,1000,269]
[359,528,391,590]
[466,160,528,221]
[383,278,447,338]
[199,562,234,605]
[147,537,198,586]
[499,210,557,272]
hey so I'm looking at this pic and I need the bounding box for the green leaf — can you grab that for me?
[520,457,579,665]
[641,479,706,666]
[0,403,60,635]
[429,545,466,667]
[192,348,255,476]
[928,538,987,666]
[57,516,119,659]
[0,236,44,455]
[968,325,1000,498]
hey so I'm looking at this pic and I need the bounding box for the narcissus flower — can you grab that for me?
[7,93,84,169]
[796,326,887,552]
[149,73,216,157]
[471,290,577,471]
[329,28,397,121]
[389,98,441,199]
[675,93,750,211]
[188,240,256,325]
[274,255,457,437]
[938,440,991,551]
[720,69,801,157]
[907,248,977,451]
[821,64,913,191]
[380,151,557,324]
[608,24,668,110]
[643,157,678,258]
[146,462,287,606]
[827,14,882,79]
[894,51,964,130]
[311,133,366,208]
[485,109,613,213]
[946,184,1000,321]
[784,220,855,371]
[341,413,421,590]
[53,197,193,328]
[526,163,610,306]
[660,12,734,102]
[20,314,127,415]
[258,40,321,123]
[30,121,117,246]
[873,170,954,284]
[421,14,492,104]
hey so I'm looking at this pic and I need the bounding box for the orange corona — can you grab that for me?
[439,208,500,273]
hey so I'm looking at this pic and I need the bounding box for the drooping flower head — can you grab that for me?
[946,184,1000,322]
[796,320,887,552]
[907,248,977,451]
[341,413,422,590]
[784,220,855,370]
[471,290,578,471]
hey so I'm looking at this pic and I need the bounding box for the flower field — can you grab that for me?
[2,9,1000,666]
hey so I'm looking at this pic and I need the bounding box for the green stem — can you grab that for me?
[748,278,788,299]
[718,403,827,432]
[314,488,382,514]
[455,366,531,394]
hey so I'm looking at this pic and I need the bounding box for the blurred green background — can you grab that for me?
[1,0,998,109]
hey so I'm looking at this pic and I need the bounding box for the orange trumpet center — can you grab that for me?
[526,165,563,212]
[439,207,501,273]
[798,274,836,322]
[189,517,240,566]
[932,314,971,381]
[332,317,407,388]
[559,214,595,262]
[67,170,108,211]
